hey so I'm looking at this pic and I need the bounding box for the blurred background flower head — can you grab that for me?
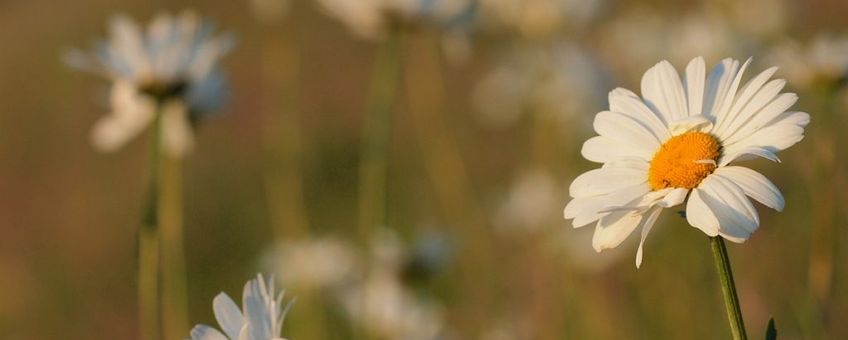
[67,10,234,156]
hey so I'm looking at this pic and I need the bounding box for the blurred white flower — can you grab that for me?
[338,230,446,340]
[768,34,848,89]
[67,10,233,157]
[314,0,475,40]
[477,0,604,38]
[494,169,563,234]
[472,42,609,128]
[251,0,291,24]
[190,274,293,340]
[262,236,357,290]
[599,9,736,78]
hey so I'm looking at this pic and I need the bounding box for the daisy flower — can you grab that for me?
[314,0,475,40]
[563,57,809,267]
[67,10,233,157]
[190,274,294,340]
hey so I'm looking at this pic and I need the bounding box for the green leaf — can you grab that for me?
[764,317,777,340]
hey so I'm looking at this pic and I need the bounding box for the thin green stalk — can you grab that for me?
[357,27,403,243]
[710,237,748,340]
[139,105,164,340]
[161,155,188,340]
[355,27,404,340]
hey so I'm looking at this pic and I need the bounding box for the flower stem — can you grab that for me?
[139,104,164,340]
[161,154,189,340]
[710,236,748,340]
[357,27,403,243]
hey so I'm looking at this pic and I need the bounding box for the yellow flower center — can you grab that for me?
[648,132,720,191]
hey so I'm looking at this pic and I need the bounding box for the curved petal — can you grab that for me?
[722,92,798,145]
[190,325,229,340]
[569,167,648,198]
[686,176,759,242]
[213,292,244,339]
[594,111,662,149]
[715,78,786,141]
[564,183,651,228]
[609,87,671,141]
[712,58,752,129]
[713,166,784,211]
[91,82,155,152]
[712,67,779,138]
[684,57,706,116]
[702,58,741,120]
[592,209,643,252]
[581,136,652,163]
[635,206,663,268]
[721,111,809,165]
[641,60,688,123]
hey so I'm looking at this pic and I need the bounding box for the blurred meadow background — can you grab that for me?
[3,0,848,339]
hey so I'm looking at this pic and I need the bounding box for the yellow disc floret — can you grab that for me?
[648,131,720,190]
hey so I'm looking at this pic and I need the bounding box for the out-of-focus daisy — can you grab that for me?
[472,42,609,129]
[599,9,737,79]
[314,0,475,40]
[477,0,605,39]
[338,230,446,340]
[564,57,808,267]
[262,237,357,290]
[67,10,233,157]
[768,35,848,89]
[190,274,293,340]
[493,169,563,234]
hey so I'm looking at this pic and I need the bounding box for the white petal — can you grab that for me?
[702,58,740,120]
[668,114,714,135]
[713,58,752,128]
[581,136,651,163]
[685,188,720,237]
[594,111,662,150]
[91,82,154,152]
[722,92,798,145]
[609,88,670,140]
[564,183,651,228]
[243,278,274,339]
[720,146,781,166]
[658,188,689,208]
[569,167,648,198]
[687,176,759,242]
[592,209,643,252]
[161,100,195,157]
[713,167,784,211]
[109,15,152,80]
[713,66,778,138]
[641,60,688,123]
[635,206,663,268]
[213,292,244,339]
[721,111,809,165]
[190,325,229,340]
[716,78,786,141]
[684,57,706,116]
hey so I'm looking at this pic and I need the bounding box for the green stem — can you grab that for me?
[355,27,404,340]
[357,27,403,243]
[710,237,748,340]
[139,104,164,340]
[161,155,188,340]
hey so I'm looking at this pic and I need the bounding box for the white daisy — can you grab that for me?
[314,0,474,40]
[564,57,809,267]
[262,236,357,290]
[190,274,294,340]
[67,10,233,157]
